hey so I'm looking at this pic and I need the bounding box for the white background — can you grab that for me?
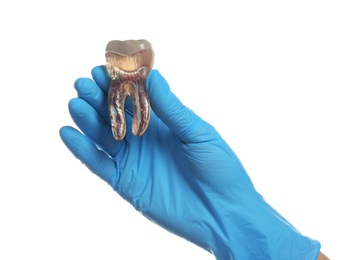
[1,1,343,259]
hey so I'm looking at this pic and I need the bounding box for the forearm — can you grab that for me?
[317,252,330,260]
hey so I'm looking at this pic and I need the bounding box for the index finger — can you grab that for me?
[91,65,110,93]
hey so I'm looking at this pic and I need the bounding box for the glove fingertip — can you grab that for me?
[146,70,201,141]
[146,70,222,142]
[73,77,94,95]
[91,65,110,93]
[59,126,116,185]
[91,65,106,77]
[59,125,73,140]
[68,97,83,112]
[146,69,172,114]
[59,126,80,153]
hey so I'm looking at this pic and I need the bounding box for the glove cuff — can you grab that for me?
[205,194,321,259]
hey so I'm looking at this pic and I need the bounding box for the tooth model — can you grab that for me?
[105,39,154,140]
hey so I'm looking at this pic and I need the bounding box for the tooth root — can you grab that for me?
[105,40,154,140]
[131,78,150,136]
[108,79,127,140]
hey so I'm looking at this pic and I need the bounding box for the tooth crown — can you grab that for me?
[105,39,154,140]
[106,39,154,74]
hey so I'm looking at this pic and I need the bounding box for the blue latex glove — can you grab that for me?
[59,66,320,259]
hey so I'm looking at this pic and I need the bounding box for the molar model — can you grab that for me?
[105,39,154,140]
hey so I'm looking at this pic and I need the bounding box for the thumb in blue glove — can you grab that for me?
[59,66,321,259]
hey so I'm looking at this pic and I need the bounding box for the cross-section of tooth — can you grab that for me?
[105,40,154,140]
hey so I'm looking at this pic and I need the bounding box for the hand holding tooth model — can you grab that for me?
[59,40,328,260]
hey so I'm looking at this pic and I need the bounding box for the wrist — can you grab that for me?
[207,194,320,259]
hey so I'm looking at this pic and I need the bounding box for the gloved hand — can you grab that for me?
[59,66,320,259]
